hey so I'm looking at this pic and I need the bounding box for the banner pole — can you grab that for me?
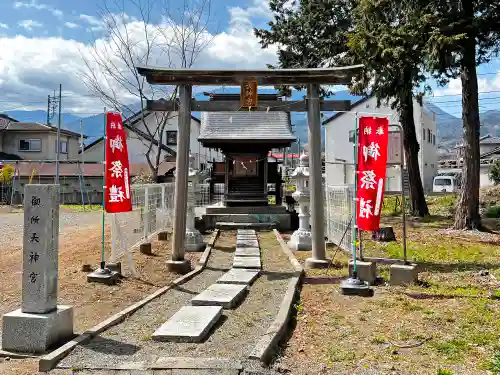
[101,107,106,270]
[339,113,373,297]
[351,113,359,276]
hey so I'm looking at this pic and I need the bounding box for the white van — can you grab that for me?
[433,175,460,193]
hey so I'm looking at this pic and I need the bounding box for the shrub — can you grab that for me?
[0,164,14,184]
[485,206,500,218]
[489,160,500,185]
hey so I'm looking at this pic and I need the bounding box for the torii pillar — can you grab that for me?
[305,84,330,269]
[167,84,192,274]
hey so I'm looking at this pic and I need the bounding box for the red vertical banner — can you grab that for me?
[356,117,389,231]
[104,112,132,213]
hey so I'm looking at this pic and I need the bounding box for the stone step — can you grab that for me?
[237,229,256,235]
[235,247,260,257]
[236,239,260,248]
[236,236,258,241]
[151,305,223,343]
[216,269,260,285]
[232,256,261,270]
[191,283,248,309]
[215,222,276,230]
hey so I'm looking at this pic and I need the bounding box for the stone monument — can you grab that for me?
[185,154,204,252]
[2,185,73,353]
[288,152,312,251]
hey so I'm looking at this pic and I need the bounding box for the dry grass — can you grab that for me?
[0,222,210,375]
[279,216,500,375]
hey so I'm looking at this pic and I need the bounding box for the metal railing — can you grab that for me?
[324,184,353,253]
[110,183,175,272]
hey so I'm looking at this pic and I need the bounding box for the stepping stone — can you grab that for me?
[152,305,222,343]
[237,235,258,241]
[236,239,259,248]
[216,269,260,285]
[191,283,248,309]
[233,256,261,269]
[235,247,260,257]
[237,229,256,235]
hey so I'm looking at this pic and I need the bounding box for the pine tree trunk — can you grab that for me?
[453,35,481,230]
[399,89,429,217]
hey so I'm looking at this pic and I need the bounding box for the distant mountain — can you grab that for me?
[9,92,500,149]
[5,110,81,129]
[424,102,500,142]
[66,114,105,144]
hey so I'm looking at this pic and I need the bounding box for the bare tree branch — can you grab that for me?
[78,0,213,180]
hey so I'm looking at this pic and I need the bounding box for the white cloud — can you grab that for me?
[64,22,80,29]
[13,0,63,19]
[0,3,278,115]
[18,19,43,31]
[79,14,105,32]
[0,23,9,29]
[434,76,494,97]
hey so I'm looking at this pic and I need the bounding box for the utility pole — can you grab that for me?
[55,84,62,185]
[46,95,51,125]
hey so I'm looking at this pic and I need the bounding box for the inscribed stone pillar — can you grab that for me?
[22,184,59,313]
[2,184,73,354]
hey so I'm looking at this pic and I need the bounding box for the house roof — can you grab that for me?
[479,134,500,144]
[8,161,176,177]
[80,108,201,155]
[323,96,372,125]
[0,114,18,123]
[199,112,296,142]
[5,122,86,138]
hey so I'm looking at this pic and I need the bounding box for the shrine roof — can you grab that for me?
[199,112,296,144]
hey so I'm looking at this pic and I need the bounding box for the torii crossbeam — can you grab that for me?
[136,65,363,273]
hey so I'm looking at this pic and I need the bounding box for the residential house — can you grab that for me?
[438,134,500,188]
[0,115,84,161]
[82,110,223,174]
[323,96,438,192]
[0,114,97,204]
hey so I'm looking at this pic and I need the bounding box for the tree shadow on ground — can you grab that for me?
[418,261,499,273]
[171,285,199,295]
[261,271,297,281]
[214,245,235,253]
[84,336,140,355]
[205,265,231,272]
[302,276,344,285]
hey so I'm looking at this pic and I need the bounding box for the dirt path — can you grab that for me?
[56,230,294,371]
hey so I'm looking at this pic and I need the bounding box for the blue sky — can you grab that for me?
[1,0,500,118]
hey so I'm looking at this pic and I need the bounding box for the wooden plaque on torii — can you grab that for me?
[240,80,258,108]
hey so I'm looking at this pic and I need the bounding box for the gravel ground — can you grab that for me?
[0,211,100,246]
[58,230,295,369]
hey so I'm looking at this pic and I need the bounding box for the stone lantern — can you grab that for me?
[288,152,312,251]
[185,154,205,252]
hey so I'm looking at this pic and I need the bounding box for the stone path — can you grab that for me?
[154,229,262,340]
[57,230,294,372]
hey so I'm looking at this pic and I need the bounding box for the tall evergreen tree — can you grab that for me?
[346,0,431,216]
[424,0,500,229]
[255,0,430,216]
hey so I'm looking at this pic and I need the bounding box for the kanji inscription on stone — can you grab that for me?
[21,184,60,314]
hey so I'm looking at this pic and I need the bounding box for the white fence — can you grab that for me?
[109,183,175,275]
[324,184,353,253]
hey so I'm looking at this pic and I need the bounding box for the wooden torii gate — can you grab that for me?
[136,65,363,273]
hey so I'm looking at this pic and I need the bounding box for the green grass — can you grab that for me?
[61,204,102,212]
[436,369,455,375]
